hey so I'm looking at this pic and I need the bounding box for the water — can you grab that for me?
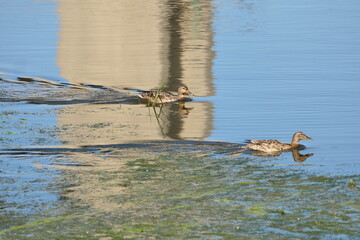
[1,0,359,238]
[210,0,360,175]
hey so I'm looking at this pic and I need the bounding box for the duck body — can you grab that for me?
[246,132,312,153]
[139,85,193,103]
[246,139,293,152]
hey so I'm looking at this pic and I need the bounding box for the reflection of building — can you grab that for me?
[165,1,215,97]
[56,0,215,144]
[57,102,212,145]
[57,0,167,90]
[162,102,213,140]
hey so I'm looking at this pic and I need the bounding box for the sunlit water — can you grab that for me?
[1,0,360,238]
[210,0,360,175]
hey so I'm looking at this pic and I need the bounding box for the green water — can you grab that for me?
[1,135,359,239]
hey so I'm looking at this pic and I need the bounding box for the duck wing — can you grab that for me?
[139,90,176,102]
[246,139,282,144]
[246,139,286,152]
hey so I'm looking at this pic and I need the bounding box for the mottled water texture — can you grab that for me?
[0,140,359,239]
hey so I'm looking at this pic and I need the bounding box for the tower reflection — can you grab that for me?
[56,0,215,144]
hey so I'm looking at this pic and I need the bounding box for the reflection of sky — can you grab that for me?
[0,0,62,80]
[0,103,61,147]
[210,0,360,174]
[1,0,359,175]
[0,1,62,146]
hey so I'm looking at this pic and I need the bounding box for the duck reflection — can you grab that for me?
[291,149,314,163]
[178,102,194,116]
[248,148,314,163]
[148,102,195,139]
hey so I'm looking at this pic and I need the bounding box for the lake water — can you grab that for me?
[1,0,359,238]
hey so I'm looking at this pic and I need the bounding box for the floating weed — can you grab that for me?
[239,187,267,193]
[183,175,213,182]
[95,225,154,238]
[0,214,83,236]
[119,226,154,234]
[265,208,286,216]
[307,176,334,183]
[296,185,313,190]
[247,206,267,215]
[234,181,258,185]
[262,192,283,198]
[163,204,202,214]
[348,179,356,188]
[277,208,286,215]
[173,187,225,200]
[164,205,189,214]
[149,77,167,107]
[330,212,351,221]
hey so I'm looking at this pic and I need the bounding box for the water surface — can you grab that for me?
[1,0,360,238]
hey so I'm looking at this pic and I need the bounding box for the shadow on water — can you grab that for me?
[0,75,140,105]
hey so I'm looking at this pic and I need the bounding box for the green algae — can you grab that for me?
[0,214,83,236]
[1,145,359,239]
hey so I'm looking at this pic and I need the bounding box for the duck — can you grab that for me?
[139,85,194,103]
[245,132,313,153]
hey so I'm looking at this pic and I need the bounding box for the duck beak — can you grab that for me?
[187,91,195,97]
[305,135,313,140]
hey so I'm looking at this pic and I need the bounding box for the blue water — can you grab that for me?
[209,0,360,174]
[0,0,60,79]
[1,0,360,176]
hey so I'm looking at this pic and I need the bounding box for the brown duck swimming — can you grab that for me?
[246,132,313,153]
[139,85,194,103]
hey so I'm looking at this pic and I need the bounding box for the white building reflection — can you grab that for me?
[56,0,215,144]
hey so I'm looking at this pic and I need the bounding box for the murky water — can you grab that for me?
[1,0,360,238]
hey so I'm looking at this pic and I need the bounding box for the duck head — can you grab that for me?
[296,132,313,140]
[178,85,194,96]
[291,132,313,145]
